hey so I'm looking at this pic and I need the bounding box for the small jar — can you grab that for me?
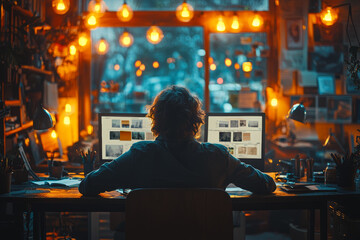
[325,162,337,184]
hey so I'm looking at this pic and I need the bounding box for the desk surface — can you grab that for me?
[1,183,359,212]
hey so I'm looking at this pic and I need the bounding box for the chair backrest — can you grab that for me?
[125,188,233,240]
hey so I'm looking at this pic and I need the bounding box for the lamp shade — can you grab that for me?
[287,103,306,123]
[33,106,54,130]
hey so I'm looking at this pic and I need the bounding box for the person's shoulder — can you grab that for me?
[130,141,158,151]
[201,142,228,154]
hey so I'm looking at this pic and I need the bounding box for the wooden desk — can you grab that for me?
[1,184,359,240]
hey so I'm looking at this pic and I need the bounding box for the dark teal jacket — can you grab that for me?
[79,135,276,196]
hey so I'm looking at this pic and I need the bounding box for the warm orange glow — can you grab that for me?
[52,0,70,15]
[85,14,98,29]
[208,57,214,64]
[231,15,240,30]
[270,98,278,107]
[146,26,164,44]
[64,116,71,125]
[114,64,120,71]
[119,31,134,47]
[153,61,159,68]
[210,63,216,71]
[225,58,232,67]
[51,130,57,139]
[176,2,194,22]
[117,3,133,22]
[216,16,226,32]
[136,69,142,77]
[320,7,338,26]
[95,38,109,55]
[251,14,264,29]
[87,125,94,135]
[275,0,280,6]
[196,61,203,68]
[135,60,142,67]
[65,104,72,113]
[242,62,253,72]
[140,64,145,71]
[69,44,77,55]
[25,138,30,147]
[234,63,240,70]
[88,0,107,16]
[78,33,89,48]
[217,77,223,84]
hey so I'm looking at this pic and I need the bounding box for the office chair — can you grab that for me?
[125,188,233,240]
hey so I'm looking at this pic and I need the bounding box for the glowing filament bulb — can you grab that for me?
[51,130,57,139]
[251,14,263,29]
[140,64,145,71]
[231,15,240,30]
[85,14,98,29]
[135,60,141,67]
[65,104,72,113]
[216,16,226,32]
[242,62,252,72]
[95,38,109,55]
[64,116,71,125]
[119,31,134,47]
[153,61,159,68]
[321,7,338,26]
[176,2,194,22]
[210,63,216,71]
[52,0,70,15]
[78,34,89,47]
[146,26,164,44]
[69,44,77,55]
[271,98,278,107]
[225,58,232,67]
[117,3,133,22]
[136,69,142,77]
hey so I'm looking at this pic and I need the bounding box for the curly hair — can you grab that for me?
[146,86,205,139]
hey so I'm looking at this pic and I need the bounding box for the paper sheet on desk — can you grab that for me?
[31,179,81,187]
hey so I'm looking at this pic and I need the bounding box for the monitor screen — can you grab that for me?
[204,112,265,171]
[99,113,155,161]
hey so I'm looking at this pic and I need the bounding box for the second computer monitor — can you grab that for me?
[205,112,265,171]
[98,113,155,161]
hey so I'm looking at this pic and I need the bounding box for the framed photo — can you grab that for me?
[317,75,335,95]
[327,96,352,123]
[286,19,303,49]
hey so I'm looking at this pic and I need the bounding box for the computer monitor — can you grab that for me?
[204,112,265,171]
[98,113,155,161]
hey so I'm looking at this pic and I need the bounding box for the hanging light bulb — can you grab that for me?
[225,58,232,67]
[88,0,107,17]
[270,98,278,107]
[51,130,57,139]
[117,1,133,22]
[69,43,77,56]
[65,103,72,113]
[85,13,98,29]
[95,38,109,55]
[251,14,264,29]
[146,26,164,44]
[64,116,71,125]
[231,14,240,31]
[52,0,70,15]
[176,1,194,22]
[153,61,159,68]
[216,16,226,32]
[78,32,90,51]
[320,7,338,26]
[119,31,134,47]
[242,62,253,72]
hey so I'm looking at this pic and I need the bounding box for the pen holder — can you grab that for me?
[84,162,94,176]
[50,166,64,179]
[336,165,356,188]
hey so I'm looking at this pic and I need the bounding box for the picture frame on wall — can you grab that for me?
[317,75,335,95]
[286,18,303,49]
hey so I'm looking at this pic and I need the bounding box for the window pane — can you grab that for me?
[91,27,204,117]
[102,0,269,11]
[209,33,269,112]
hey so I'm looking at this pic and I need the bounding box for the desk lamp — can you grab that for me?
[33,105,54,130]
[287,103,306,123]
[323,128,346,155]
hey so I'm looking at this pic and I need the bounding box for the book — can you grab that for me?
[31,179,81,187]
